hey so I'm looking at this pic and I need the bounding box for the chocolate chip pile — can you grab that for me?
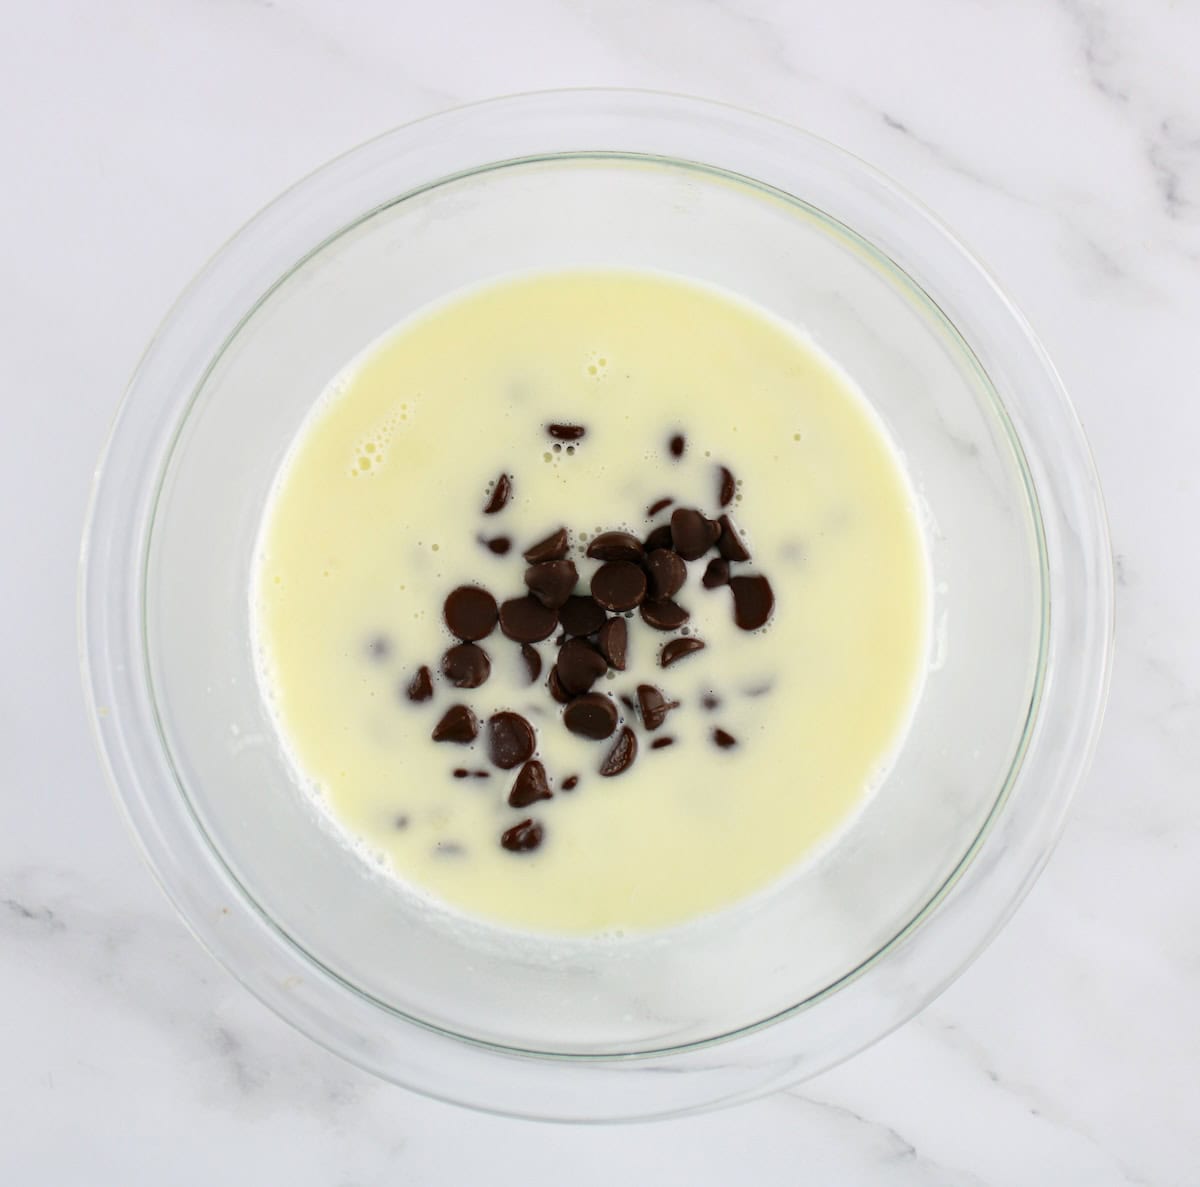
[403,428,775,855]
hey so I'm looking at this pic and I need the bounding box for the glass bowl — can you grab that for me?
[79,90,1112,1122]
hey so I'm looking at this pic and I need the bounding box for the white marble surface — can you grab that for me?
[2,0,1197,1181]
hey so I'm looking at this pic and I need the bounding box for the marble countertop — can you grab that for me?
[3,1,1197,1182]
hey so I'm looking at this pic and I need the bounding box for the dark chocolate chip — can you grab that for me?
[668,433,686,458]
[519,643,542,685]
[561,775,579,791]
[717,466,736,507]
[547,665,572,704]
[591,561,647,611]
[646,496,674,517]
[405,665,434,702]
[563,692,619,739]
[644,548,686,600]
[557,638,608,695]
[367,635,391,660]
[481,535,512,555]
[661,637,705,668]
[637,684,679,731]
[671,507,721,561]
[524,559,578,609]
[501,818,543,852]
[453,768,470,778]
[547,423,586,441]
[498,595,559,643]
[487,712,536,770]
[523,526,569,564]
[650,736,675,750]
[702,557,730,588]
[640,598,690,631]
[729,574,775,630]
[702,693,720,710]
[619,694,636,711]
[555,595,604,638]
[713,728,738,749]
[508,759,552,807]
[643,523,673,552]
[473,769,490,779]
[599,726,638,777]
[717,514,751,562]
[432,704,478,743]
[597,617,627,670]
[441,642,491,688]
[586,531,644,563]
[444,586,499,641]
[483,473,512,514]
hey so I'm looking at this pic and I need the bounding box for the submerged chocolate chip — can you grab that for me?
[647,496,674,517]
[597,617,627,670]
[717,466,736,507]
[498,596,558,643]
[557,638,608,695]
[508,760,552,807]
[487,712,536,769]
[591,561,647,611]
[640,599,690,631]
[501,818,543,852]
[729,574,775,630]
[524,559,578,609]
[599,726,638,777]
[586,531,644,563]
[483,473,512,514]
[547,423,586,441]
[716,514,751,562]
[671,508,721,561]
[519,643,542,685]
[619,694,636,711]
[713,728,738,749]
[563,693,619,739]
[444,586,499,641]
[668,433,686,458]
[367,635,390,660]
[702,693,720,710]
[547,665,572,704]
[643,523,673,552]
[661,637,705,668]
[432,704,478,743]
[523,526,569,564]
[406,665,434,702]
[702,557,730,589]
[441,643,491,688]
[561,775,580,791]
[481,535,512,555]
[644,549,686,600]
[637,684,679,731]
[559,595,608,637]
[650,736,675,750]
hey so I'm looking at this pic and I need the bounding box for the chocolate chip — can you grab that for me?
[586,531,644,563]
[646,496,674,517]
[487,712,536,769]
[519,643,542,684]
[744,680,775,697]
[717,514,751,562]
[650,736,675,750]
[729,575,775,630]
[508,759,552,808]
[436,840,465,856]
[559,595,607,637]
[702,693,720,710]
[523,526,569,564]
[591,561,647,611]
[473,769,490,779]
[643,523,673,552]
[671,508,721,561]
[713,728,738,749]
[547,423,586,441]
[481,535,512,555]
[432,704,478,743]
[453,768,469,779]
[441,643,491,688]
[599,726,638,776]
[702,557,730,588]
[444,586,498,641]
[367,635,390,660]
[717,466,736,507]
[668,433,686,458]
[501,818,543,852]
[563,692,619,739]
[661,637,705,668]
[644,549,686,600]
[561,775,579,791]
[637,684,679,731]
[524,559,578,609]
[405,665,434,702]
[483,473,512,514]
[547,665,572,704]
[597,617,627,670]
[498,595,559,643]
[557,638,608,695]
[640,598,690,631]
[619,694,636,711]
[394,814,410,828]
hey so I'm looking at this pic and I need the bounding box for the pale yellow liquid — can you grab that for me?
[254,271,928,934]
